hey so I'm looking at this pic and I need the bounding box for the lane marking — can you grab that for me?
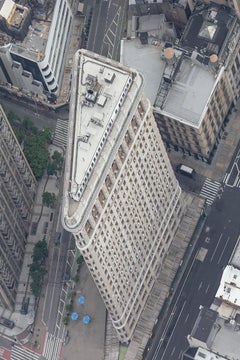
[170,346,176,356]
[178,350,183,359]
[210,233,223,262]
[198,281,203,290]
[223,173,228,182]
[152,253,197,359]
[159,301,187,360]
[218,236,230,264]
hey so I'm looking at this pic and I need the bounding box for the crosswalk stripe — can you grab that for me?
[200,188,218,196]
[200,186,218,194]
[223,173,228,182]
[200,178,221,206]
[53,118,69,147]
[200,192,217,202]
[203,184,220,191]
[43,332,62,360]
[11,345,40,360]
[204,180,220,189]
[201,179,221,188]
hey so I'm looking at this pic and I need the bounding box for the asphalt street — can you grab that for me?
[43,228,72,336]
[0,96,57,128]
[0,336,12,352]
[0,96,69,130]
[145,144,240,360]
[86,0,127,59]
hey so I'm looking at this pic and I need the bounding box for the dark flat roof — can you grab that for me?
[182,347,198,359]
[181,4,233,55]
[191,307,218,343]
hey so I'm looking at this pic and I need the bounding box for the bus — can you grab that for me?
[178,164,195,178]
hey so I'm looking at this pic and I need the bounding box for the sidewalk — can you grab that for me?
[0,144,63,350]
[168,108,240,181]
[29,144,64,352]
[7,133,106,360]
[61,262,106,360]
[0,133,107,360]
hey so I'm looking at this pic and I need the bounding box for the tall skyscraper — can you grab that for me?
[0,105,36,310]
[62,49,183,342]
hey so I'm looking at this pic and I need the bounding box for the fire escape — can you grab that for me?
[155,53,184,110]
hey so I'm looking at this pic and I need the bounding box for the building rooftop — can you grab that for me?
[181,4,234,57]
[121,37,164,105]
[0,0,55,62]
[69,54,133,201]
[183,347,227,360]
[190,307,218,343]
[208,316,240,358]
[121,5,237,128]
[121,34,221,128]
[211,298,239,319]
[63,49,144,230]
[10,22,50,62]
[138,14,176,40]
[189,306,240,359]
[156,54,221,127]
[230,238,240,269]
[215,265,240,307]
[129,0,189,8]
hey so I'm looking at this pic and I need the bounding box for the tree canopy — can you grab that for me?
[32,238,48,262]
[29,239,48,297]
[47,150,63,176]
[24,136,49,179]
[7,111,52,179]
[42,192,56,209]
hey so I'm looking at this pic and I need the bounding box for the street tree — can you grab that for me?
[42,192,56,208]
[23,135,49,179]
[29,239,48,298]
[47,151,63,176]
[33,239,48,263]
[52,151,63,171]
[22,116,38,135]
[6,112,52,179]
[39,127,52,144]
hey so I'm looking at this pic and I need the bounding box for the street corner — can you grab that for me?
[0,345,11,360]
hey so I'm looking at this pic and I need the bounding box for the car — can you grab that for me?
[54,232,61,245]
[64,273,70,281]
[0,317,14,329]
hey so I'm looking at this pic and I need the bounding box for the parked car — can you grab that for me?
[54,232,61,245]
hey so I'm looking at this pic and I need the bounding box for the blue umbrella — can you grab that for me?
[82,315,91,324]
[71,312,79,321]
[78,296,85,305]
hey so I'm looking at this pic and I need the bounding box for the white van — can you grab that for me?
[178,164,195,178]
